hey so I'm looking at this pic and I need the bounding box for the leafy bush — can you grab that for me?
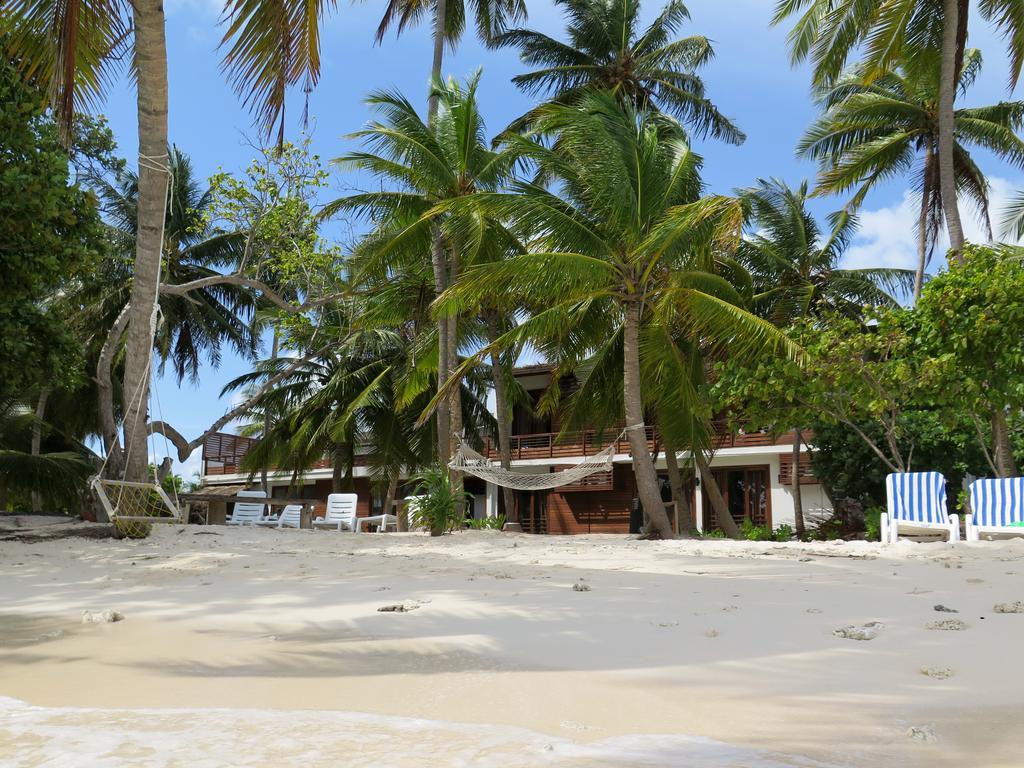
[466,514,505,530]
[697,528,726,539]
[740,519,773,541]
[772,523,795,542]
[864,506,884,542]
[409,466,472,536]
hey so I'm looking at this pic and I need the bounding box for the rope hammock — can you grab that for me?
[91,152,182,527]
[449,425,639,491]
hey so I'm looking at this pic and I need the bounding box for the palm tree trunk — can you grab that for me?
[260,328,280,495]
[30,387,51,513]
[939,0,966,259]
[121,0,169,483]
[622,301,673,539]
[914,158,933,301]
[428,0,451,469]
[381,474,400,530]
[487,314,517,526]
[991,408,1018,477]
[695,450,741,539]
[791,428,804,537]
[663,436,693,536]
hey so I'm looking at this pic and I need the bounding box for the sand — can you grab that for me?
[1,516,1023,767]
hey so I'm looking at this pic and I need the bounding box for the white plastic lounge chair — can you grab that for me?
[312,493,358,531]
[227,490,269,526]
[356,510,399,533]
[256,503,303,528]
[883,472,960,543]
[966,478,1024,541]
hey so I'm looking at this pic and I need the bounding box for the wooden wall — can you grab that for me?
[545,464,636,534]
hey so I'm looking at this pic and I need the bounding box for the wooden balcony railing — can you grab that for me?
[484,424,797,462]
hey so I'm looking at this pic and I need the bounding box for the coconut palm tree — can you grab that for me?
[1003,191,1024,240]
[493,0,744,142]
[2,0,335,481]
[434,93,792,538]
[773,0,1024,257]
[738,177,913,533]
[799,50,1024,298]
[371,0,526,467]
[324,73,519,463]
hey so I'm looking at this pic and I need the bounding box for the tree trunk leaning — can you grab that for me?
[663,436,693,536]
[938,0,966,260]
[991,408,1018,478]
[122,0,170,483]
[695,451,741,539]
[622,301,674,539]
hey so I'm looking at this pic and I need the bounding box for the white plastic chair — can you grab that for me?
[966,478,1024,541]
[312,493,358,531]
[227,490,269,526]
[882,472,959,543]
[256,503,303,528]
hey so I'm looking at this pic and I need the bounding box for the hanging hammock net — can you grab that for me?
[449,425,637,491]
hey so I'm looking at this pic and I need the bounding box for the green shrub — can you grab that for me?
[864,506,884,541]
[772,523,795,542]
[466,514,506,530]
[409,466,472,536]
[740,519,773,541]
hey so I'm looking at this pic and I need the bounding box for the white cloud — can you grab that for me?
[842,177,1024,273]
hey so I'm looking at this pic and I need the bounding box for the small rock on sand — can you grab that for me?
[377,604,418,613]
[833,624,879,641]
[993,601,1024,614]
[933,604,958,613]
[920,666,953,680]
[81,609,124,624]
[907,725,937,743]
[572,580,591,592]
[925,619,968,631]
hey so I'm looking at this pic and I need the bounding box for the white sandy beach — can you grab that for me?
[1,518,1022,767]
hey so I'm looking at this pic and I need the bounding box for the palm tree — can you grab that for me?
[435,93,791,538]
[73,147,261,384]
[0,396,98,513]
[371,0,526,468]
[325,74,518,464]
[738,177,912,533]
[799,50,1024,298]
[2,0,335,481]
[773,0,1024,257]
[493,0,744,142]
[1003,191,1024,240]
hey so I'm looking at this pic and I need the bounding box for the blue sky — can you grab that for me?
[96,0,1022,482]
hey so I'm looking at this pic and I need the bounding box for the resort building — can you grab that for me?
[200,364,833,533]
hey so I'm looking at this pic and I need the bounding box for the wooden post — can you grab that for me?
[209,499,227,525]
[300,504,313,529]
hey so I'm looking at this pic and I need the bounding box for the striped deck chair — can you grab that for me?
[883,472,960,543]
[966,478,1024,541]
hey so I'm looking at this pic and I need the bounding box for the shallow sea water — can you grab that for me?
[0,697,841,768]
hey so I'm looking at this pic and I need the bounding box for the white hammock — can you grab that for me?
[449,426,637,491]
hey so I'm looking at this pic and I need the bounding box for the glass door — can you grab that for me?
[704,466,771,531]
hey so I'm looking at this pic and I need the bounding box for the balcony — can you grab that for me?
[483,424,796,462]
[202,432,368,477]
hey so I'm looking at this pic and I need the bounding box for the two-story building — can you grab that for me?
[199,363,832,533]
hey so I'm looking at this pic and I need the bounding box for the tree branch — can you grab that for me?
[160,274,346,313]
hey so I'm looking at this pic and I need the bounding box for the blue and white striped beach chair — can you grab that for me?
[883,472,960,543]
[966,478,1024,541]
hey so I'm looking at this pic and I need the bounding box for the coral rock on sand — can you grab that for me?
[925,619,968,631]
[907,724,937,743]
[920,666,953,680]
[993,601,1024,614]
[572,580,591,592]
[833,623,882,641]
[81,609,124,624]
[933,604,958,613]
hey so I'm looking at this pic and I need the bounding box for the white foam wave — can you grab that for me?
[0,697,840,768]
